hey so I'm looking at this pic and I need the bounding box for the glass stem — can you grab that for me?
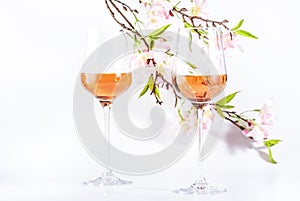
[102,103,112,175]
[196,106,206,183]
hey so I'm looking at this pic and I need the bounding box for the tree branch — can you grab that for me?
[155,71,181,107]
[172,7,230,30]
[105,0,149,50]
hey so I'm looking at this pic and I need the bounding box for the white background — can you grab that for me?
[1,0,300,200]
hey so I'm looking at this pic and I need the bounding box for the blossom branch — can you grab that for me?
[172,7,230,30]
[155,71,181,107]
[144,71,181,107]
[224,110,252,126]
[150,84,163,105]
[210,104,247,130]
[105,0,150,50]
[172,6,230,39]
[224,116,245,130]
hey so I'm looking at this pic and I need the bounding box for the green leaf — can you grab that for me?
[139,75,154,98]
[264,139,281,147]
[264,139,281,164]
[177,109,184,121]
[154,87,161,99]
[149,39,155,50]
[188,31,193,52]
[149,35,162,40]
[185,60,197,69]
[148,24,171,38]
[174,1,181,8]
[231,19,244,31]
[197,29,208,35]
[148,76,154,89]
[216,106,225,118]
[216,91,240,105]
[216,104,235,109]
[267,146,277,164]
[138,84,149,98]
[235,30,258,39]
[184,22,193,29]
[165,50,174,57]
[202,38,209,46]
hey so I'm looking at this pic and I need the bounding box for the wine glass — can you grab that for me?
[80,28,132,186]
[172,27,227,194]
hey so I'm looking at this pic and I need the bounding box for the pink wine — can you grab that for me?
[81,73,132,106]
[173,74,227,106]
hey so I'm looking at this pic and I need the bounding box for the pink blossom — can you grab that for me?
[129,51,155,69]
[259,99,275,138]
[142,1,172,26]
[155,35,173,51]
[242,99,275,141]
[217,32,242,51]
[129,50,173,70]
[149,2,170,19]
[180,108,197,132]
[202,104,213,131]
[177,105,213,133]
[191,0,208,16]
[243,125,265,142]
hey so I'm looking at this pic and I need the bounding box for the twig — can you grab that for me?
[148,72,163,105]
[105,0,150,50]
[223,110,251,124]
[154,71,181,107]
[172,7,230,30]
[224,116,245,130]
[172,6,230,39]
[210,104,251,131]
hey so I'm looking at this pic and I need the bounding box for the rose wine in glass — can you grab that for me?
[173,75,227,104]
[81,72,132,185]
[81,73,132,106]
[173,27,227,194]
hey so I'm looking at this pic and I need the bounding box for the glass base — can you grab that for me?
[83,171,132,186]
[174,178,226,195]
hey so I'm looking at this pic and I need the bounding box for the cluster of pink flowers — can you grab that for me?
[243,100,275,142]
[142,0,172,26]
[222,33,239,49]
[190,0,208,16]
[216,32,243,54]
[129,50,174,70]
[197,99,275,141]
[129,51,155,69]
[141,0,208,26]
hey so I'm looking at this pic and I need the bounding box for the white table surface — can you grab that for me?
[0,166,297,201]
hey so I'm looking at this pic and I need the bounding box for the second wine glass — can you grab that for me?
[172,27,227,194]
